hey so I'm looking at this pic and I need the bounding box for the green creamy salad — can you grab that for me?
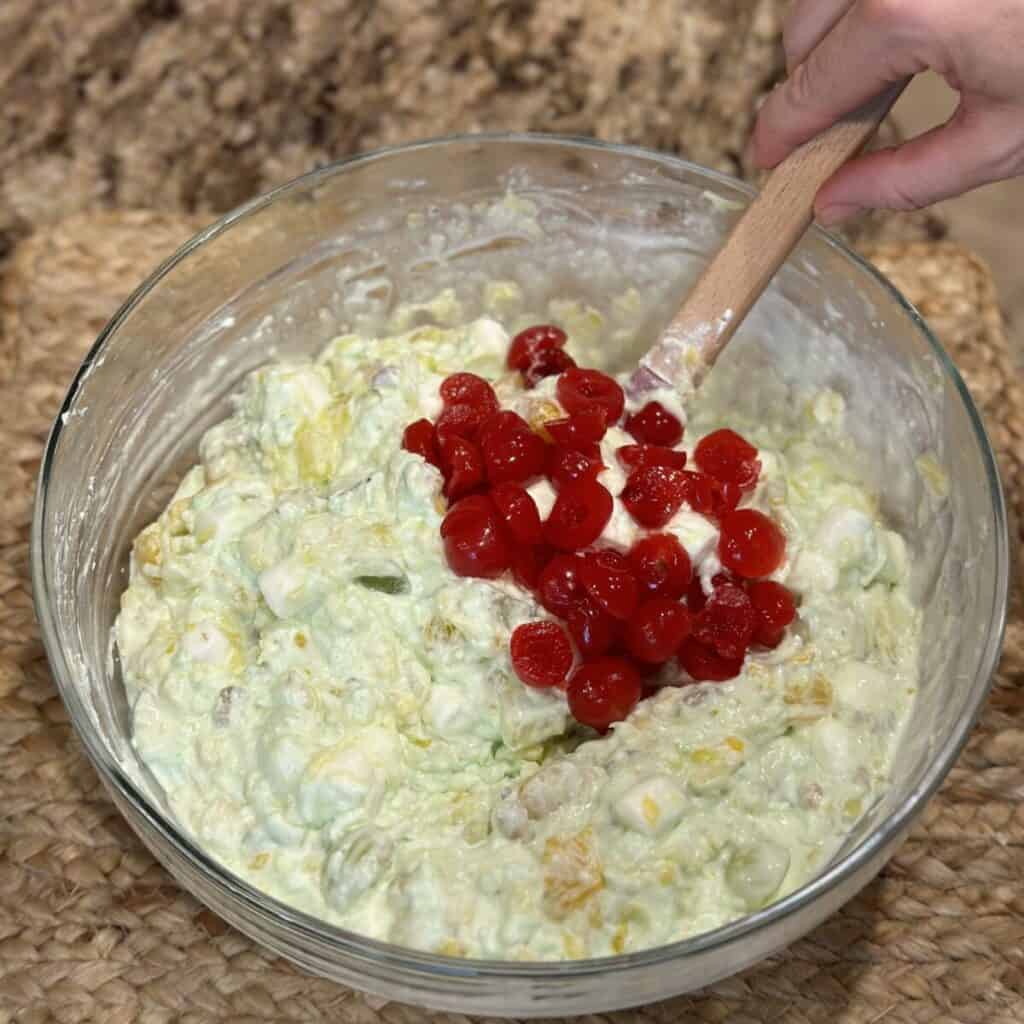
[116,309,919,960]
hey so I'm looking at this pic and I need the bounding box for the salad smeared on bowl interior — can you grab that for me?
[116,308,919,960]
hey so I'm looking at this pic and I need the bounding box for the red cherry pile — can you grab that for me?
[402,325,796,732]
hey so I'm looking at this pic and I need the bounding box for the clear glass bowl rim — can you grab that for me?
[31,131,1010,981]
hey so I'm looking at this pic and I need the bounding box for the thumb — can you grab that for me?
[815,102,1024,224]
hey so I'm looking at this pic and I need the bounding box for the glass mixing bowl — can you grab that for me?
[32,134,1008,1016]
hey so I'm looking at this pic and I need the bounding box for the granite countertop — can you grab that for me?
[0,0,945,259]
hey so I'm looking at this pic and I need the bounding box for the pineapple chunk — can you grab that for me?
[542,829,604,921]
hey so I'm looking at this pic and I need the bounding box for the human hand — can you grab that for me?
[750,0,1024,225]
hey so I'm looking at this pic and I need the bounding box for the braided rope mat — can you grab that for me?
[1,212,1022,1023]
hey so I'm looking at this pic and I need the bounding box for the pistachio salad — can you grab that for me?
[116,306,919,960]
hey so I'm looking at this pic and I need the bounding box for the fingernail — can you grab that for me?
[816,203,860,228]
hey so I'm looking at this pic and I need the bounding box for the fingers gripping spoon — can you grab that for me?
[630,82,908,399]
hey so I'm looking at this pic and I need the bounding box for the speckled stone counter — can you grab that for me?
[0,0,943,252]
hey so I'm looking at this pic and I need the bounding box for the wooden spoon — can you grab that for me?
[630,81,908,398]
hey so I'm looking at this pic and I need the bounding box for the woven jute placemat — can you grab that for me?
[1,213,1022,1023]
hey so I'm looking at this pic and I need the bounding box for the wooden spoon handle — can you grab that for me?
[636,80,908,395]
